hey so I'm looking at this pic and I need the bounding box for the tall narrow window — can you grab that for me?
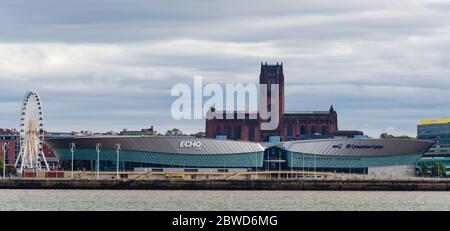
[236,126,242,139]
[249,127,255,141]
[300,126,306,135]
[226,126,232,138]
[287,124,293,137]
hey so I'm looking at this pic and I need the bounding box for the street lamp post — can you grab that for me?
[290,152,293,179]
[69,142,76,179]
[115,143,121,180]
[362,159,365,179]
[349,160,352,177]
[302,154,305,178]
[2,142,8,179]
[254,152,257,180]
[314,154,317,179]
[278,150,281,179]
[95,143,102,180]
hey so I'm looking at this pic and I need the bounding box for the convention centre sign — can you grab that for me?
[332,144,384,149]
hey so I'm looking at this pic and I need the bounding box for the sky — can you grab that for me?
[1,0,450,137]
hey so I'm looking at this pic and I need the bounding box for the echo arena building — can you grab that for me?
[46,137,265,172]
[45,136,433,177]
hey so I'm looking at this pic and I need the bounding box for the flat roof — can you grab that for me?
[419,118,450,125]
[284,111,330,115]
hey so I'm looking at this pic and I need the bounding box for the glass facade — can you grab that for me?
[260,146,424,174]
[47,137,431,176]
[55,148,264,171]
[416,157,450,177]
[417,122,450,156]
[287,151,423,169]
[416,157,450,169]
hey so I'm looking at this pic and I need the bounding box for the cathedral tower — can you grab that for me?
[259,62,285,121]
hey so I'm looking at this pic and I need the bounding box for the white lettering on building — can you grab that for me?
[179,141,202,148]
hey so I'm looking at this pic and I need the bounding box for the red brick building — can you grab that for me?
[205,62,362,142]
[0,128,58,169]
[0,128,19,165]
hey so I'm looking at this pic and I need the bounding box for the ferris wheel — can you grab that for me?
[15,91,50,172]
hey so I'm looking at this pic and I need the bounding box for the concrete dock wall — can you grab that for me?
[0,179,448,191]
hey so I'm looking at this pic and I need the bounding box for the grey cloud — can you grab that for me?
[1,0,450,137]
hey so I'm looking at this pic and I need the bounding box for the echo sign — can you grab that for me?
[179,141,202,148]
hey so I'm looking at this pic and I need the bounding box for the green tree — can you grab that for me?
[7,165,17,176]
[436,161,446,178]
[432,162,440,177]
[396,135,413,140]
[380,133,395,139]
[380,133,413,139]
[165,128,183,136]
[0,159,17,177]
[420,162,429,177]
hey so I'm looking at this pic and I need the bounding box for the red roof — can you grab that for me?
[0,128,19,135]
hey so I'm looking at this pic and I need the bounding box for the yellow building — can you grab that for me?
[420,118,450,125]
[417,118,450,157]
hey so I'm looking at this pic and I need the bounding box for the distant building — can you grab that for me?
[206,63,363,142]
[0,128,20,164]
[119,126,155,136]
[70,130,93,136]
[46,132,74,138]
[0,129,60,169]
[417,118,450,157]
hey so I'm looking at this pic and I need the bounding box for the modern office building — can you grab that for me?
[417,118,450,157]
[205,63,363,142]
[45,136,432,176]
[416,118,450,177]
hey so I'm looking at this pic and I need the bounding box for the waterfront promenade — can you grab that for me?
[0,178,448,191]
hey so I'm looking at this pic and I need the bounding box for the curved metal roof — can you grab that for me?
[281,139,434,157]
[45,136,264,155]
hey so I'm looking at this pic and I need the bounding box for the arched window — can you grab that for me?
[321,126,327,134]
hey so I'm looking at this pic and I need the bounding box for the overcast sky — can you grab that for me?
[1,0,450,137]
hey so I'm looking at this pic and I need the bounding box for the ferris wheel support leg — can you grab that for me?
[15,146,24,172]
[15,152,21,168]
[19,159,24,174]
[41,153,50,171]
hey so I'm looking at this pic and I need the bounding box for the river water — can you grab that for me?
[0,190,448,211]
